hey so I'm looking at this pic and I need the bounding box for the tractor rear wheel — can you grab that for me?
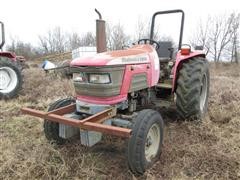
[43,97,75,145]
[127,109,164,175]
[0,58,23,99]
[176,57,209,119]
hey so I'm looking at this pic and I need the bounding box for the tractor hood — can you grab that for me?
[70,45,154,67]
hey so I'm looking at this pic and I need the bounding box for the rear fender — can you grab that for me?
[0,51,17,61]
[172,50,206,92]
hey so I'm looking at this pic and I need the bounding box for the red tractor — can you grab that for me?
[0,21,23,99]
[22,9,209,174]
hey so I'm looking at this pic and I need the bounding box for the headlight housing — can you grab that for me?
[89,74,110,84]
[73,73,85,82]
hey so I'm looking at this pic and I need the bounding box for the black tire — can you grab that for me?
[43,97,75,145]
[127,109,164,175]
[0,57,23,99]
[176,57,210,119]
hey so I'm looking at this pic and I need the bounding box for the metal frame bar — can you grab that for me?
[149,9,185,50]
[21,105,131,138]
[0,21,5,51]
[47,103,76,115]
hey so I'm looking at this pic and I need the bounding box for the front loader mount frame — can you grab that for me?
[21,103,131,138]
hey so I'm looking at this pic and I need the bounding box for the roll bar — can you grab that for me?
[150,9,185,50]
[0,21,5,51]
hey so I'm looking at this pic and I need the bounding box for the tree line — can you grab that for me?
[6,12,239,63]
[190,12,239,63]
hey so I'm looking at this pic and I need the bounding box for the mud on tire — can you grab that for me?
[176,57,210,119]
[0,57,23,99]
[43,97,75,145]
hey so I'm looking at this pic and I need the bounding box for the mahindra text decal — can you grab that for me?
[121,56,148,63]
[107,54,149,65]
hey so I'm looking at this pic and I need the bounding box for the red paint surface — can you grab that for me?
[0,52,17,61]
[148,50,160,85]
[120,64,151,94]
[70,45,153,67]
[72,45,162,105]
[172,50,206,91]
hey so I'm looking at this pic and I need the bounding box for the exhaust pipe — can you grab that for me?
[95,9,107,53]
[0,21,5,51]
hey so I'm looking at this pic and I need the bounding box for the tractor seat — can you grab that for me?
[156,41,174,61]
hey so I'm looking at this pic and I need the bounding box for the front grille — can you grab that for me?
[71,66,124,97]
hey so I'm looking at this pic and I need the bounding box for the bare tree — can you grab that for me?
[191,12,239,62]
[134,17,149,40]
[209,15,234,62]
[38,35,49,54]
[7,36,17,52]
[80,32,96,46]
[190,19,210,55]
[45,29,55,53]
[38,26,66,54]
[106,22,129,50]
[52,27,65,53]
[6,37,36,59]
[66,31,96,51]
[134,17,160,42]
[67,32,81,50]
[229,13,240,63]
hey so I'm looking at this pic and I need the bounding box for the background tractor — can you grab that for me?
[22,9,210,175]
[0,21,23,99]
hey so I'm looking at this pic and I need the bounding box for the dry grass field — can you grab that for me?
[0,63,239,179]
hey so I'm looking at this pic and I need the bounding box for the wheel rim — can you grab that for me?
[200,74,207,112]
[0,67,18,93]
[145,123,161,162]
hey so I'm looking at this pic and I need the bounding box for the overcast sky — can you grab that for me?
[1,0,239,47]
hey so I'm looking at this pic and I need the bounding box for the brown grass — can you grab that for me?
[0,63,240,179]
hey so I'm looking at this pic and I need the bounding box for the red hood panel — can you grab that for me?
[70,45,154,66]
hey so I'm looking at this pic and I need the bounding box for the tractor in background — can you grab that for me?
[22,9,209,175]
[0,21,23,99]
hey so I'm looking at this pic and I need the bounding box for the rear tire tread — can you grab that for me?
[176,57,209,119]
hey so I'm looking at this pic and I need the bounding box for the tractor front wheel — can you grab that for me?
[43,97,75,145]
[0,58,23,99]
[127,109,164,175]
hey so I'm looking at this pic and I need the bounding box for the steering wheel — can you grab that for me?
[137,39,160,50]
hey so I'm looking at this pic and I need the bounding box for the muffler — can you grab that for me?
[95,9,107,53]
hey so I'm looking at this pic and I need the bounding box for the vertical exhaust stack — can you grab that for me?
[0,21,5,51]
[95,9,107,53]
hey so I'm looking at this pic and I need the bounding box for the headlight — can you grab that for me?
[73,73,85,82]
[89,74,110,84]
